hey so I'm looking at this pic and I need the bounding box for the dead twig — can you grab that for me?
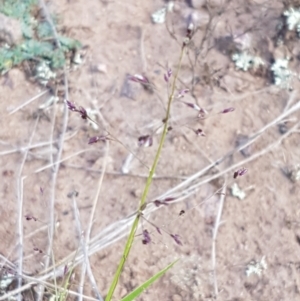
[33,149,102,174]
[76,142,109,301]
[9,90,48,115]
[211,182,227,297]
[0,131,77,157]
[16,116,39,301]
[35,1,70,301]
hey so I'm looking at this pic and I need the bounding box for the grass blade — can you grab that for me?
[120,260,178,301]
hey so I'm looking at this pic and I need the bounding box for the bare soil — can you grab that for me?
[1,0,300,300]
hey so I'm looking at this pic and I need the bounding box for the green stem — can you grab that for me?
[105,45,186,301]
[139,46,185,209]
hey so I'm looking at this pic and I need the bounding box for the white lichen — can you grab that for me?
[151,2,174,24]
[230,183,246,200]
[246,256,267,277]
[232,52,264,71]
[86,108,99,130]
[35,61,56,85]
[271,58,295,89]
[283,7,300,36]
[121,153,133,174]
[152,8,167,24]
[72,50,83,65]
[0,271,14,290]
[288,164,300,182]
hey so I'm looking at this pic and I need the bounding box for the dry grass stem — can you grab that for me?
[16,116,39,301]
[0,132,77,157]
[72,195,104,301]
[33,149,101,174]
[35,1,70,300]
[8,90,48,115]
[212,182,227,297]
[78,142,109,301]
[0,273,99,301]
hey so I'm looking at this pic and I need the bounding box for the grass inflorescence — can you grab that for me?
[64,23,197,301]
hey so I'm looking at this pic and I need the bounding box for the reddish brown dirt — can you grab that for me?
[1,0,300,300]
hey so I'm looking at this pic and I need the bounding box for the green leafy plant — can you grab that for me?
[0,0,81,75]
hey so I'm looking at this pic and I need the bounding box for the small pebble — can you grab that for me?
[92,63,107,74]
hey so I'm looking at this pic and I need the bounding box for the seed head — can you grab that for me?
[170,234,182,246]
[194,129,206,136]
[182,101,200,111]
[66,100,77,111]
[233,167,248,179]
[138,135,153,147]
[221,107,235,114]
[142,229,151,245]
[64,265,69,275]
[78,106,88,119]
[25,215,37,221]
[198,108,208,119]
[65,100,90,120]
[88,135,108,144]
[177,89,190,98]
[153,197,175,207]
[156,227,162,235]
[33,247,43,253]
[183,22,194,46]
[128,74,150,85]
[164,68,172,82]
[179,210,185,216]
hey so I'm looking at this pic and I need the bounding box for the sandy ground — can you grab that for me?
[1,0,300,300]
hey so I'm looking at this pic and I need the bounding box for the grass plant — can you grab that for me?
[1,1,300,301]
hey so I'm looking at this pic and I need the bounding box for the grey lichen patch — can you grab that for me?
[151,2,174,24]
[283,7,300,36]
[230,183,246,200]
[246,256,267,277]
[35,61,56,85]
[230,7,300,91]
[0,268,18,301]
[287,164,300,182]
[0,271,14,290]
[271,58,295,90]
[86,108,100,131]
[232,52,264,72]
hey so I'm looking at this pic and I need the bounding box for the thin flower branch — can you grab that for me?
[65,100,149,169]
[104,28,189,301]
